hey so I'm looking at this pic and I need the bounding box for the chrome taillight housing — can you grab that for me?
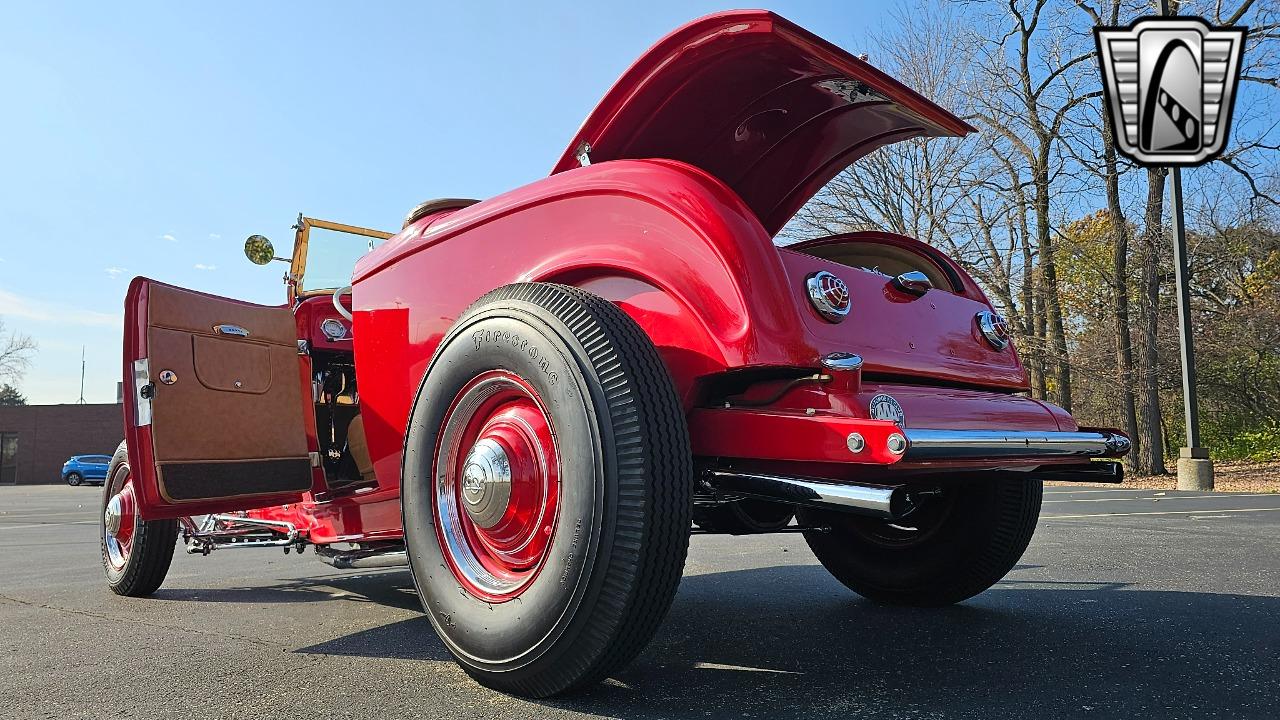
[976,310,1011,350]
[806,271,851,322]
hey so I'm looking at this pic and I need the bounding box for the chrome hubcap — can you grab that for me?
[104,494,124,537]
[460,438,512,529]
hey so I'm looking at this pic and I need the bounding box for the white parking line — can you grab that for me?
[1043,488,1160,494]
[0,511,100,518]
[0,521,97,531]
[1044,507,1280,519]
[693,662,802,675]
[1044,493,1278,504]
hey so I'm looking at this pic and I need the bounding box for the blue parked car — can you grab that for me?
[62,454,112,486]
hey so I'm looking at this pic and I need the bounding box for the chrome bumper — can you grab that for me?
[901,429,1131,462]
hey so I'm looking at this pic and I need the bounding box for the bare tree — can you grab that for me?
[784,1,982,248]
[1133,168,1170,473]
[0,319,36,385]
[965,0,1103,412]
[1071,0,1144,469]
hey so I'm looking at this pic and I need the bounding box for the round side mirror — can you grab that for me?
[244,235,276,265]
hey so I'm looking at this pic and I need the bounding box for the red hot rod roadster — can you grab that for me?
[103,10,1130,697]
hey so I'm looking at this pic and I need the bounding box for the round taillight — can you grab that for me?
[806,271,851,322]
[976,310,1010,350]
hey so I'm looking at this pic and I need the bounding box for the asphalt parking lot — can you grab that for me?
[1,485,1277,720]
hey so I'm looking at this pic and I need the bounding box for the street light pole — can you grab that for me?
[1160,0,1213,489]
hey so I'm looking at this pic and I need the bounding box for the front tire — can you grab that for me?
[101,441,178,597]
[800,477,1041,606]
[66,472,82,486]
[402,283,692,697]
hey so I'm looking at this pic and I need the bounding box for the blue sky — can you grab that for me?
[0,1,889,404]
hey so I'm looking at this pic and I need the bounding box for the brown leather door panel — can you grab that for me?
[145,283,310,504]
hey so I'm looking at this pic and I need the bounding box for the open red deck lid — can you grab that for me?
[551,10,975,237]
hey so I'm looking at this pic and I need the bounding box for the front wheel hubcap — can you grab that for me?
[104,494,125,536]
[460,438,512,528]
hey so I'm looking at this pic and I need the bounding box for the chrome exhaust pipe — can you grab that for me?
[314,545,408,570]
[704,470,909,520]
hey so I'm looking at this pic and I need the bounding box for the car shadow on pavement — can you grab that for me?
[298,614,449,662]
[570,563,1280,712]
[156,569,422,612]
[162,563,1279,718]
[539,564,1280,718]
[158,570,455,661]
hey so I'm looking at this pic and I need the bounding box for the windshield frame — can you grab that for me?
[290,216,393,302]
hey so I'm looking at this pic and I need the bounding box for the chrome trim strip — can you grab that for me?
[902,429,1130,461]
[705,470,905,519]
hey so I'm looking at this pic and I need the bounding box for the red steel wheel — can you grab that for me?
[433,370,561,602]
[101,441,178,597]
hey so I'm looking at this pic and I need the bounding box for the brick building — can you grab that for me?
[0,403,124,485]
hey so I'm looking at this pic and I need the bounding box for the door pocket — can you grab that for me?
[192,335,273,394]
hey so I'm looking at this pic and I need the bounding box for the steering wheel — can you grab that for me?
[333,285,354,322]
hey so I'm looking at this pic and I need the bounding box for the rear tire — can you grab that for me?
[800,477,1041,606]
[101,442,178,597]
[402,283,692,697]
[66,472,82,486]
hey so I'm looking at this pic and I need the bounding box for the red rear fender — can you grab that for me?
[352,160,825,485]
[354,160,814,412]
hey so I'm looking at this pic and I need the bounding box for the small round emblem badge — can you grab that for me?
[868,393,905,426]
[806,271,851,322]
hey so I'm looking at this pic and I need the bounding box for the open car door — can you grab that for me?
[123,278,313,520]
